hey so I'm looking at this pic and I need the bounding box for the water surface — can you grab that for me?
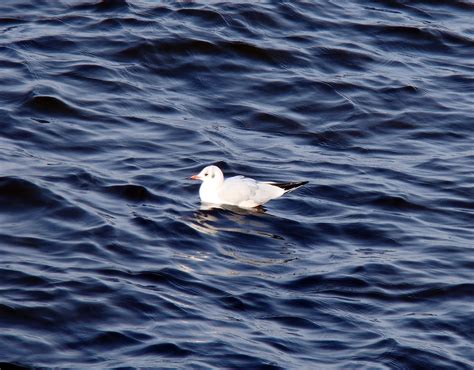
[0,0,473,368]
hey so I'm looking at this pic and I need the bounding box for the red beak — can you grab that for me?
[190,175,200,180]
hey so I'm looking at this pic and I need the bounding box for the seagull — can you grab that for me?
[190,165,308,208]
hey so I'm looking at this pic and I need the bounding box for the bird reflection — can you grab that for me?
[199,202,267,214]
[179,204,299,268]
[183,203,285,241]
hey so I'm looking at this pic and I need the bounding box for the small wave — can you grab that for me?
[24,95,80,117]
[104,184,158,202]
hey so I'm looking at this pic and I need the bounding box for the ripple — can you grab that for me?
[24,95,81,116]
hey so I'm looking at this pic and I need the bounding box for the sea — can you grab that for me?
[0,0,473,368]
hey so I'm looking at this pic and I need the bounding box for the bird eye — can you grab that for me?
[204,173,208,176]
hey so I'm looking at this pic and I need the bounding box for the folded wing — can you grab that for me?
[218,176,285,207]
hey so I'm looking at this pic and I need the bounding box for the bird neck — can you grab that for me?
[199,178,223,203]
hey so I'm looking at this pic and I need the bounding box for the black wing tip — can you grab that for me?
[272,181,308,192]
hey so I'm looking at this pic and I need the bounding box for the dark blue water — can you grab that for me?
[0,0,473,368]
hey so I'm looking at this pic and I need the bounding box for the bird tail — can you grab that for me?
[268,181,308,193]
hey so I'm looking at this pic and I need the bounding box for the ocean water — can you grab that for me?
[0,0,473,368]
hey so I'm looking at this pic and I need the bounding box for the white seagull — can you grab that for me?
[190,165,308,208]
